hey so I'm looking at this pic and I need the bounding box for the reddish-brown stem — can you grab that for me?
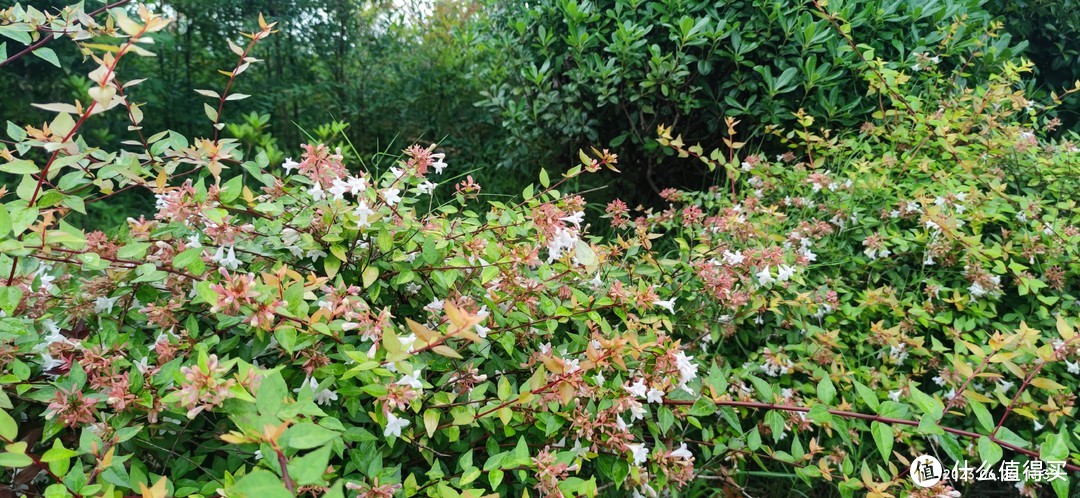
[274,447,296,493]
[30,248,191,278]
[434,351,618,431]
[408,318,482,356]
[992,336,1080,438]
[479,376,565,420]
[434,374,567,432]
[84,441,114,489]
[942,352,994,414]
[115,77,152,154]
[0,0,132,69]
[211,35,262,142]
[5,24,150,286]
[84,165,205,205]
[662,399,1080,472]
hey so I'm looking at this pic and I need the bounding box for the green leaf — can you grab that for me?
[422,239,439,265]
[329,244,347,262]
[323,481,346,498]
[765,410,786,443]
[424,409,440,438]
[459,466,481,486]
[172,248,203,271]
[116,242,151,260]
[746,427,761,451]
[610,457,629,486]
[597,453,631,487]
[219,175,243,203]
[0,287,22,316]
[283,423,339,450]
[0,25,32,45]
[968,399,994,433]
[377,230,393,253]
[688,397,716,417]
[193,281,217,305]
[0,204,11,236]
[745,375,775,402]
[41,438,75,476]
[0,410,17,441]
[0,159,38,174]
[115,425,142,443]
[807,404,833,424]
[33,47,60,67]
[483,452,509,472]
[0,451,32,468]
[853,380,880,411]
[513,436,529,462]
[1051,476,1070,498]
[719,406,742,432]
[362,266,379,288]
[539,168,550,188]
[228,469,293,498]
[61,195,85,214]
[1040,428,1069,463]
[44,483,70,498]
[916,414,944,435]
[6,121,24,142]
[679,16,695,38]
[876,401,908,420]
[275,328,297,354]
[256,371,288,416]
[909,385,943,420]
[79,252,108,271]
[324,255,341,278]
[977,436,1003,466]
[817,376,836,406]
[995,426,1029,449]
[40,439,76,462]
[497,375,511,401]
[488,469,504,489]
[203,208,228,225]
[870,421,893,460]
[657,406,675,434]
[288,445,331,486]
[37,190,64,208]
[204,103,219,122]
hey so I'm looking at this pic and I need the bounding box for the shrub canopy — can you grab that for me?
[0,2,1078,498]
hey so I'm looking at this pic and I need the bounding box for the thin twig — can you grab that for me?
[0,0,132,69]
[663,398,1080,472]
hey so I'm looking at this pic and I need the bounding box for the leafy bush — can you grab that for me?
[470,0,1027,201]
[655,54,1080,496]
[0,1,505,199]
[984,0,1080,131]
[0,3,1079,498]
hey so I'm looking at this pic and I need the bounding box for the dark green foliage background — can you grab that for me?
[1,0,1077,214]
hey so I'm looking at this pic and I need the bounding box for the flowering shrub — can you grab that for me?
[651,52,1080,496]
[1,3,1079,498]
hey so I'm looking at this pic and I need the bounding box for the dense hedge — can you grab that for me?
[469,0,1028,201]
